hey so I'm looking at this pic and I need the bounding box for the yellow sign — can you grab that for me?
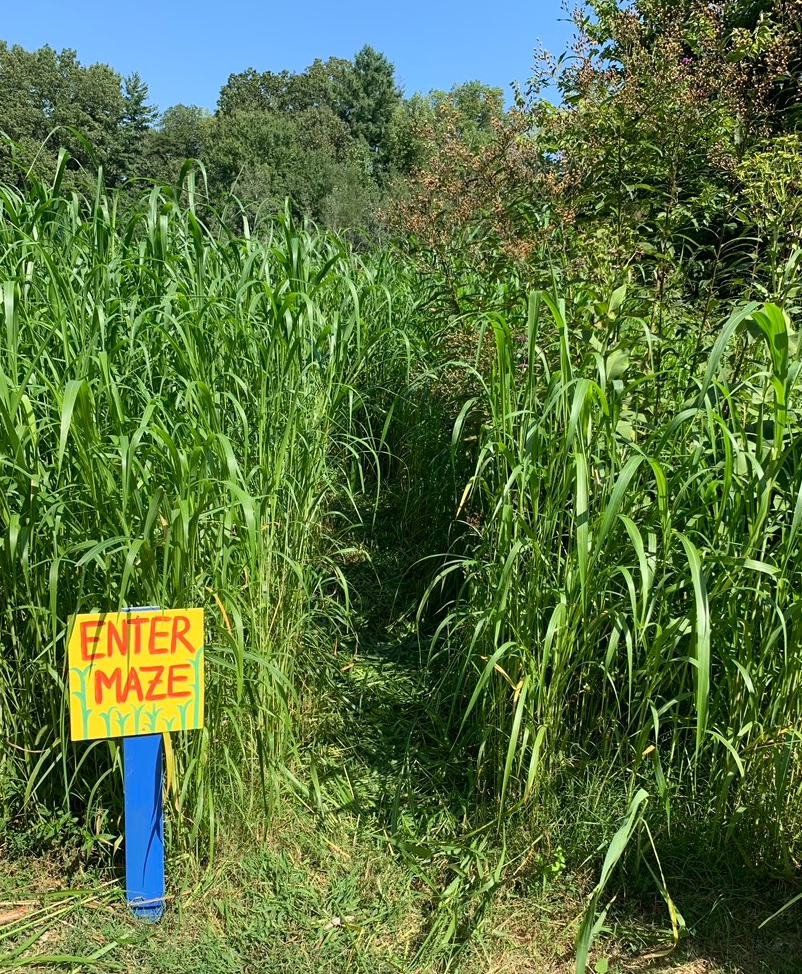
[68,609,204,741]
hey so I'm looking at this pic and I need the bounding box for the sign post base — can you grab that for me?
[123,733,165,921]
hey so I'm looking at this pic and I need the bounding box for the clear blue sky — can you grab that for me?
[1,0,574,114]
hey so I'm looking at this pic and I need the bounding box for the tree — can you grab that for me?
[385,94,436,177]
[217,68,294,115]
[336,45,402,179]
[0,42,149,190]
[211,51,395,225]
[428,81,505,148]
[206,104,373,229]
[385,81,505,179]
[217,57,351,116]
[522,0,802,296]
[145,104,213,184]
[118,72,158,180]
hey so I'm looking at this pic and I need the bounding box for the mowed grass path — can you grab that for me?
[2,573,800,974]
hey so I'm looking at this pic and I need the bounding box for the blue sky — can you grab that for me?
[2,1,575,114]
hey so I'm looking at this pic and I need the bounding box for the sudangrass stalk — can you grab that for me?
[0,169,421,853]
[427,284,802,867]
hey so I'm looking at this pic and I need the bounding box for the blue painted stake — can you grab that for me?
[123,734,165,920]
[122,606,164,921]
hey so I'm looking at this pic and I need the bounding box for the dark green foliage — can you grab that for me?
[335,44,402,179]
[207,105,373,227]
[0,42,156,190]
[145,104,213,183]
[213,47,402,215]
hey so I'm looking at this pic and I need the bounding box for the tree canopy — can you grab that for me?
[3,2,802,255]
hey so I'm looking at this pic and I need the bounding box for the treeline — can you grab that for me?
[3,0,802,273]
[0,39,504,231]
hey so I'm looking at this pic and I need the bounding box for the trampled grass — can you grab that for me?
[2,757,801,973]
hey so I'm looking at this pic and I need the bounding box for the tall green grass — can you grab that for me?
[0,161,420,853]
[1,157,800,933]
[428,285,802,867]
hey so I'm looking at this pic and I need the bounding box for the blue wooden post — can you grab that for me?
[122,606,164,921]
[123,733,164,920]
